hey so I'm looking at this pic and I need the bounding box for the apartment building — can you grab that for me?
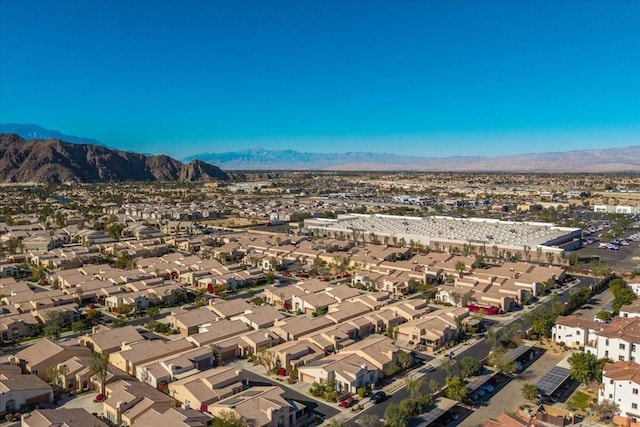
[599,360,640,427]
[585,317,640,362]
[552,315,602,348]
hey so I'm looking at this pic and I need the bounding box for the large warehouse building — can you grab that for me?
[304,214,581,256]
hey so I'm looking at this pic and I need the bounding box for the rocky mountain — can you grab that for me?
[185,146,640,172]
[0,123,107,147]
[0,134,230,184]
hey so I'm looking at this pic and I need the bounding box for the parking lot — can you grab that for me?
[461,350,563,427]
[574,236,640,272]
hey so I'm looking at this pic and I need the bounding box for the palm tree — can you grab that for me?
[454,261,466,278]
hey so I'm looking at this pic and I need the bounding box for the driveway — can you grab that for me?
[61,391,104,415]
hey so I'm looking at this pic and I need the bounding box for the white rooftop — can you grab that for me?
[305,214,580,249]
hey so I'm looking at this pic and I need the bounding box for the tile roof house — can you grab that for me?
[0,365,53,413]
[208,386,305,427]
[169,308,222,336]
[133,407,211,427]
[80,325,145,354]
[208,299,252,319]
[103,379,175,427]
[8,339,91,381]
[135,346,215,388]
[230,304,286,330]
[108,338,194,376]
[297,352,378,394]
[186,319,252,348]
[269,340,325,375]
[22,408,107,427]
[168,366,243,412]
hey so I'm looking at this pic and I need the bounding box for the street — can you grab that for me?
[347,275,606,426]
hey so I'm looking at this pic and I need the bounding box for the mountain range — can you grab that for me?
[1,124,638,173]
[185,146,640,172]
[0,134,230,184]
[0,123,107,147]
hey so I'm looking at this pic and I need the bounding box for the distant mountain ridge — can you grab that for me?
[0,134,231,184]
[0,123,107,147]
[186,146,640,172]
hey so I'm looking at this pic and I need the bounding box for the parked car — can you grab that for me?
[370,391,386,404]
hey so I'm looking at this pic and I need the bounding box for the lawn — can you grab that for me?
[569,391,591,409]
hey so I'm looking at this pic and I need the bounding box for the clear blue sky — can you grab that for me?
[1,0,639,159]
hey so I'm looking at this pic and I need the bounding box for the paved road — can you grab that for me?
[349,339,492,426]
[347,276,606,426]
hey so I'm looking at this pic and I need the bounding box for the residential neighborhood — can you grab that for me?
[0,175,638,427]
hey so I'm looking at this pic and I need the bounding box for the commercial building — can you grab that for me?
[305,214,581,255]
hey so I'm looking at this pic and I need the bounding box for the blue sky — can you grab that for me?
[1,0,639,159]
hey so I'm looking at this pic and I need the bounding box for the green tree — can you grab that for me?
[595,310,613,322]
[405,377,424,399]
[399,398,422,417]
[46,364,68,392]
[386,324,398,339]
[428,378,440,394]
[146,306,160,319]
[31,265,47,282]
[383,362,402,377]
[71,320,86,333]
[454,261,466,277]
[255,347,277,375]
[265,271,275,284]
[444,375,467,401]
[522,383,539,403]
[441,358,458,377]
[397,351,414,371]
[112,317,126,328]
[609,278,637,313]
[384,403,408,427]
[459,356,482,378]
[488,347,517,375]
[569,287,591,310]
[591,399,619,422]
[568,253,579,266]
[86,308,100,322]
[212,410,248,427]
[89,352,109,395]
[43,310,65,340]
[568,352,609,383]
[590,260,611,277]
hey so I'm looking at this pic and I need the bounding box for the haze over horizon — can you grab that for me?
[1,0,639,159]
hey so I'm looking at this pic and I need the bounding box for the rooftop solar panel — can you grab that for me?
[503,345,532,363]
[536,366,571,395]
[418,407,447,426]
